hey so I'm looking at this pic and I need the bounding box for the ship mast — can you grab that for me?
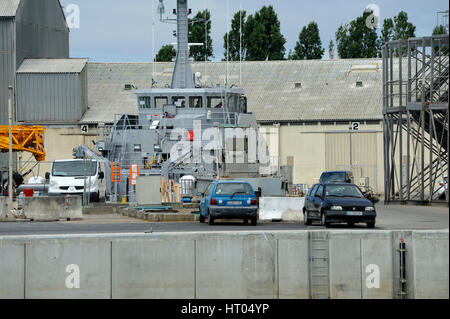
[158,0,195,89]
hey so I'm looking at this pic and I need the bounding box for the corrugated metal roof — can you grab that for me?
[83,59,388,124]
[17,59,88,73]
[0,0,20,17]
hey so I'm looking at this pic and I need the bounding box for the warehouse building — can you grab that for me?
[1,0,388,193]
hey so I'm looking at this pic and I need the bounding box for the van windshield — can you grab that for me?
[52,161,97,177]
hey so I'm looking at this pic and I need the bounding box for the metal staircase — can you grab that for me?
[383,35,449,204]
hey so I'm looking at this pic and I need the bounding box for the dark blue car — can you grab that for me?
[303,183,377,228]
[199,180,259,225]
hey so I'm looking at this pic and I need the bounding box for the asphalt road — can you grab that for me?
[0,203,448,236]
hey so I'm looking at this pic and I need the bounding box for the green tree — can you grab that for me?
[287,49,295,60]
[335,10,380,59]
[223,10,247,61]
[393,11,416,40]
[188,10,213,61]
[380,18,394,47]
[155,45,174,62]
[292,21,324,60]
[433,25,447,35]
[243,5,286,61]
[328,40,335,59]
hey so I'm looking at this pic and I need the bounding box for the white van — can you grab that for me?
[46,159,105,202]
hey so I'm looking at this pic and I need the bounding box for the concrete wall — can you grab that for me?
[259,197,304,221]
[0,230,447,299]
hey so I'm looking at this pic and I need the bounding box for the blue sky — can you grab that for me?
[60,0,449,62]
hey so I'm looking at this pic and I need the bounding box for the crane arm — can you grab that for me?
[0,126,46,162]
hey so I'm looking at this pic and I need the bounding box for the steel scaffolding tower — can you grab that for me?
[383,35,449,205]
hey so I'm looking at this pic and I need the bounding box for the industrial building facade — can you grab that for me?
[0,0,88,176]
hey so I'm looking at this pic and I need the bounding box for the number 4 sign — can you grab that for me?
[81,125,89,134]
[130,164,140,186]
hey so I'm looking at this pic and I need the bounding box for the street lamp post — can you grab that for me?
[8,85,14,217]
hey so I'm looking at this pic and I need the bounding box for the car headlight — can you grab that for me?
[50,181,59,190]
[365,207,375,211]
[331,206,343,211]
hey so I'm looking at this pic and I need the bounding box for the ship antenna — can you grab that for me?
[239,0,242,86]
[226,0,229,87]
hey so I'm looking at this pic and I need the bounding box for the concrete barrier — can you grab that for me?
[0,240,25,299]
[412,231,449,299]
[277,232,310,299]
[328,231,394,299]
[196,232,278,299]
[0,197,7,217]
[24,237,111,299]
[112,238,195,299]
[22,196,82,221]
[0,230,447,299]
[259,197,304,221]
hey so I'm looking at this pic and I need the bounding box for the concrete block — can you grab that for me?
[0,241,25,299]
[196,233,278,299]
[277,232,310,299]
[0,197,6,216]
[25,237,111,299]
[412,231,449,299]
[112,238,195,299]
[329,232,362,299]
[23,196,82,221]
[259,197,304,221]
[361,232,394,299]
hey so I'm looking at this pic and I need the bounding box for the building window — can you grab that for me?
[139,96,151,109]
[207,97,223,108]
[189,97,203,108]
[172,96,186,108]
[155,97,168,108]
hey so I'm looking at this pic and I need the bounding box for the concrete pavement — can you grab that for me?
[0,201,448,236]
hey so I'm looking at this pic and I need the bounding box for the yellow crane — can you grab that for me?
[0,125,45,162]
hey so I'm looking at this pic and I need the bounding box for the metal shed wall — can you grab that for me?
[15,0,69,66]
[0,18,15,126]
[16,69,87,123]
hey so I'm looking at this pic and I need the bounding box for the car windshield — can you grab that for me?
[325,185,364,198]
[214,183,253,196]
[52,161,97,177]
[321,172,347,183]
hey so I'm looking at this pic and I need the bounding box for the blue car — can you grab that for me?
[199,180,259,225]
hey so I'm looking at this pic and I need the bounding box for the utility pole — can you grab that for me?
[8,85,14,217]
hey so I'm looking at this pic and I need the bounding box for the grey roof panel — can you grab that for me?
[0,0,20,17]
[83,59,388,124]
[17,58,88,73]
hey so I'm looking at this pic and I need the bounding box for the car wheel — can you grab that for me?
[304,210,312,226]
[243,218,249,225]
[251,216,257,226]
[367,221,376,229]
[208,211,214,225]
[321,212,329,228]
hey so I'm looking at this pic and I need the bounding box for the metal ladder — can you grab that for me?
[309,231,330,299]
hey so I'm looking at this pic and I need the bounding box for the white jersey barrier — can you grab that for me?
[259,197,305,221]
